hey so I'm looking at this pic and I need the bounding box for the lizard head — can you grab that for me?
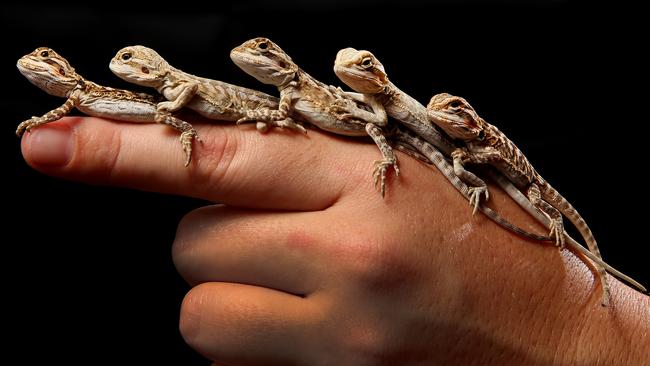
[110,45,169,88]
[427,93,484,142]
[17,47,80,97]
[333,48,388,94]
[230,37,298,88]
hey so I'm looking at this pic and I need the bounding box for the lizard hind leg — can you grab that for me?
[527,184,565,248]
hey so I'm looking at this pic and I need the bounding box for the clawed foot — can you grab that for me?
[180,129,202,167]
[372,158,400,198]
[16,117,41,136]
[236,114,268,131]
[329,105,359,121]
[269,118,307,133]
[237,116,307,134]
[548,220,565,249]
[156,101,176,114]
[468,186,489,215]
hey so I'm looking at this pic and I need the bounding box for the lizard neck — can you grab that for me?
[65,75,87,97]
[154,64,178,94]
[276,66,300,91]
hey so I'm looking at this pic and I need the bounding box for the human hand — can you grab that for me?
[21,117,650,365]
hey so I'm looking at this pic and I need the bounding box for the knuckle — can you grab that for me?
[338,320,393,365]
[71,117,122,176]
[340,233,418,291]
[188,126,241,196]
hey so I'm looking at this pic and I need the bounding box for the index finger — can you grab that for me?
[20,117,381,210]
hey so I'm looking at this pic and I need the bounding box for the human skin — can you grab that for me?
[21,117,649,365]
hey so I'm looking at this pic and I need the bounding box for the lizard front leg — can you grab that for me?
[451,149,489,215]
[157,81,199,113]
[366,123,399,197]
[336,92,388,126]
[527,184,565,248]
[155,112,201,167]
[16,91,80,136]
[236,89,306,133]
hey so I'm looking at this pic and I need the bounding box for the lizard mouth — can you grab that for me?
[427,109,466,126]
[16,57,39,72]
[230,51,278,70]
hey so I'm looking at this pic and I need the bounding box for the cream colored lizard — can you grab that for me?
[17,47,199,166]
[109,45,306,134]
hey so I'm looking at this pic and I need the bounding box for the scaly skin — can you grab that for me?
[426,93,611,306]
[230,37,398,196]
[109,45,306,133]
[17,47,199,166]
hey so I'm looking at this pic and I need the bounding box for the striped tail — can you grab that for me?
[541,183,610,306]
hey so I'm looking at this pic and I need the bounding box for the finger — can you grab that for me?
[173,204,351,296]
[20,117,378,210]
[180,282,314,365]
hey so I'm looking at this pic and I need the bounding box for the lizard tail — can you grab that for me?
[541,183,610,305]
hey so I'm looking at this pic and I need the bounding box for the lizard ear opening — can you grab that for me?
[477,130,485,141]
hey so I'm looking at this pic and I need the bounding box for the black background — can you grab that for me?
[2,1,647,364]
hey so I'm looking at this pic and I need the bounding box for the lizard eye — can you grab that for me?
[449,100,462,109]
[360,57,373,69]
[257,42,269,51]
[477,130,485,141]
[58,68,66,76]
[40,50,49,58]
[121,52,132,61]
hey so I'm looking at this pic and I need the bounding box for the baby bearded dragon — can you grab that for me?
[334,48,456,156]
[17,47,199,166]
[230,37,398,196]
[334,48,487,211]
[109,45,305,134]
[426,93,610,305]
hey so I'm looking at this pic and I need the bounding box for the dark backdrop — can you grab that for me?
[2,1,646,364]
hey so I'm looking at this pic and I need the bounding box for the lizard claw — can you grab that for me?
[270,118,307,134]
[236,115,256,125]
[372,158,400,198]
[468,186,489,215]
[548,220,565,249]
[180,129,200,167]
[157,101,176,113]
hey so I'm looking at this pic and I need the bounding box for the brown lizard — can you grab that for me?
[109,45,306,134]
[16,47,199,166]
[230,37,399,196]
[426,93,611,305]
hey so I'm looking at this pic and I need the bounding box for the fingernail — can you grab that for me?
[27,126,74,166]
